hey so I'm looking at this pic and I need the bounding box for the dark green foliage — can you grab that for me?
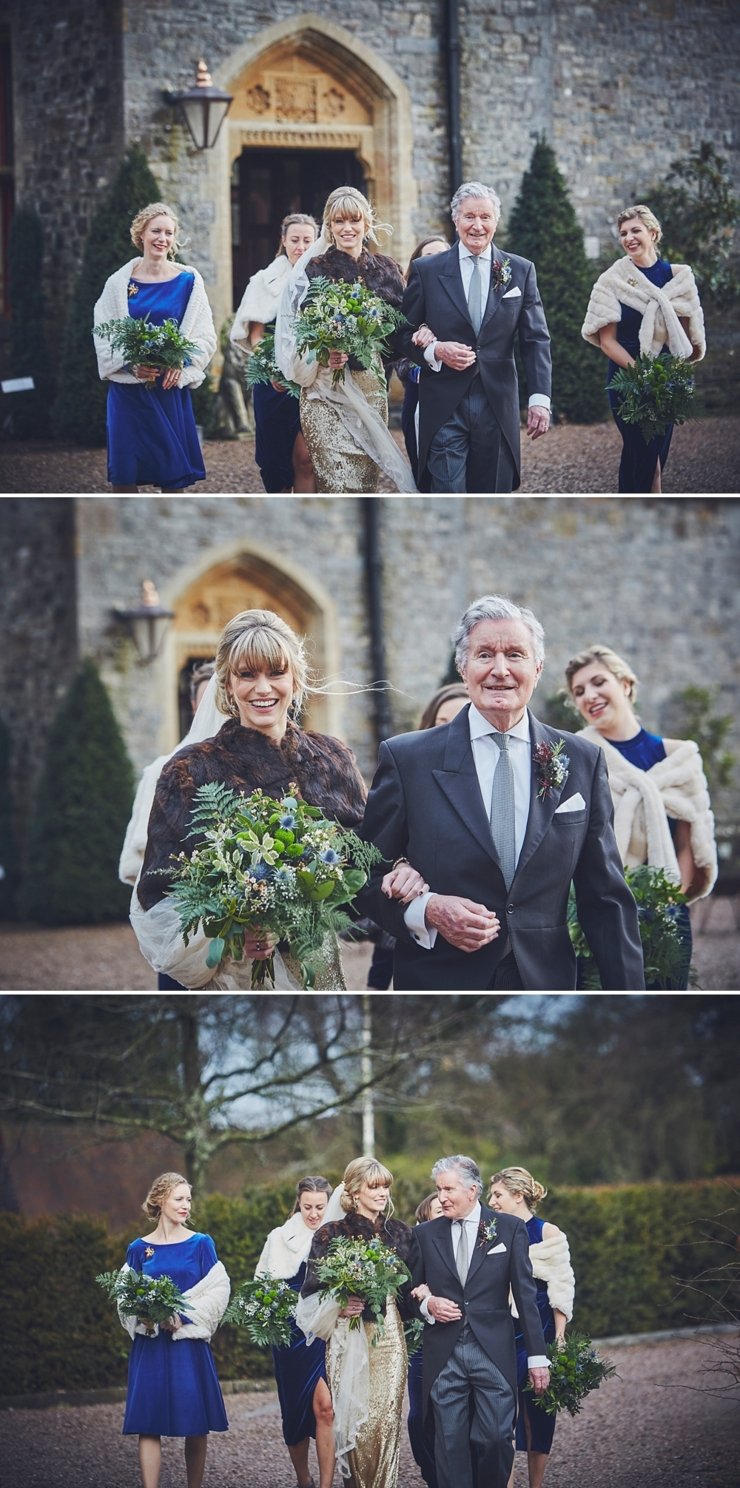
[539,691,584,733]
[648,142,740,305]
[661,685,736,801]
[0,714,19,918]
[504,137,605,422]
[6,207,54,438]
[1,1178,737,1395]
[51,145,162,446]
[20,660,134,923]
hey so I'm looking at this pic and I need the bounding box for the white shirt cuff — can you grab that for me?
[528,1355,549,1368]
[404,892,438,948]
[420,1298,435,1324]
[528,394,550,409]
[424,342,442,372]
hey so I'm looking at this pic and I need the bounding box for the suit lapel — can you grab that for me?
[480,252,508,332]
[438,247,473,325]
[432,707,501,869]
[514,713,567,880]
[430,1217,458,1280]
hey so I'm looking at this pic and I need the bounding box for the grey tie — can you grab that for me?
[456,1220,470,1286]
[490,731,516,887]
[467,254,483,333]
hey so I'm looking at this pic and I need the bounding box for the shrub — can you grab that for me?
[20,659,134,923]
[503,137,605,423]
[648,142,740,306]
[5,207,55,438]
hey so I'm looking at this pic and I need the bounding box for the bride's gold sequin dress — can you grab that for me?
[300,366,388,494]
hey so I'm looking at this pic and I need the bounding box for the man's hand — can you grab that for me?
[528,1366,550,1394]
[425,894,500,952]
[427,1295,463,1323]
[434,341,477,372]
[526,406,550,440]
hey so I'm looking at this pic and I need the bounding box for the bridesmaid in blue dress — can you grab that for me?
[93,202,216,492]
[255,1176,334,1488]
[406,1191,443,1488]
[489,1168,574,1488]
[119,1171,229,1488]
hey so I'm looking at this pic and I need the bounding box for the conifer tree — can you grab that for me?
[7,207,54,437]
[52,145,162,445]
[20,660,135,923]
[504,137,605,422]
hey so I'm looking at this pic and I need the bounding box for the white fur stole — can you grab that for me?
[229,256,291,351]
[92,259,217,388]
[255,1212,318,1281]
[581,257,705,361]
[510,1228,575,1322]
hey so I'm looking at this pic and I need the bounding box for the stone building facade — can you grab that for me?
[1,495,738,875]
[0,0,738,353]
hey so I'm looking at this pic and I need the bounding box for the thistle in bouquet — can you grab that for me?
[294,275,406,387]
[221,1273,297,1348]
[315,1235,411,1340]
[93,314,199,388]
[610,352,695,442]
[523,1329,617,1416]
[245,327,301,399]
[96,1268,191,1334]
[162,781,383,989]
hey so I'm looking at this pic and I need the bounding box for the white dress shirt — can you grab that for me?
[423,241,551,410]
[404,705,533,949]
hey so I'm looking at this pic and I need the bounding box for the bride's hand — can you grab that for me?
[327,350,349,370]
[411,324,436,349]
[410,1283,431,1301]
[339,1296,365,1318]
[382,861,429,902]
[243,927,278,960]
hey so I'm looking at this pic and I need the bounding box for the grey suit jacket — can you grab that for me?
[399,246,552,488]
[359,705,645,991]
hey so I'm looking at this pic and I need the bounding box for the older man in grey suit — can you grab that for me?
[400,181,552,492]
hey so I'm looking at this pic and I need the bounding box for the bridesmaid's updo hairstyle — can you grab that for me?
[277,212,319,257]
[130,201,187,257]
[616,204,662,245]
[291,1175,333,1215]
[564,643,639,705]
[490,1166,547,1212]
[341,1156,395,1217]
[215,609,310,719]
[142,1171,191,1220]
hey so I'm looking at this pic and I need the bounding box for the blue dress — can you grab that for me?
[606,258,674,494]
[272,1261,327,1445]
[121,1232,229,1437]
[607,727,692,988]
[514,1216,556,1456]
[253,375,302,492]
[107,273,205,491]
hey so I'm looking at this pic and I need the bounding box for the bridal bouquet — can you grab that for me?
[96,1268,191,1333]
[93,314,199,387]
[314,1235,410,1340]
[222,1274,297,1347]
[610,352,695,442]
[568,865,692,989]
[245,327,300,398]
[294,276,406,386]
[523,1330,617,1416]
[163,781,383,989]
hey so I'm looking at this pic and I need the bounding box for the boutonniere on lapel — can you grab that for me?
[534,738,570,800]
[127,281,139,298]
[478,1217,498,1250]
[492,257,512,292]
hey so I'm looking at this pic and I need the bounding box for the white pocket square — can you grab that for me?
[554,792,586,814]
[487,1242,507,1254]
[502,286,521,298]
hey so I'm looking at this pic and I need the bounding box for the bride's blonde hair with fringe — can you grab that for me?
[322,185,392,247]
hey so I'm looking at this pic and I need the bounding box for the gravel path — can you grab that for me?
[0,898,737,991]
[1,414,739,492]
[0,1333,737,1488]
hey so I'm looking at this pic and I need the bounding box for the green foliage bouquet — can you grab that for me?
[523,1330,617,1416]
[569,865,692,989]
[93,313,199,388]
[294,276,406,386]
[315,1235,410,1340]
[244,327,300,398]
[610,353,695,442]
[164,781,383,989]
[96,1267,191,1334]
[221,1274,297,1348]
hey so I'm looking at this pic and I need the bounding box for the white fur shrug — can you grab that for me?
[255,1212,318,1281]
[511,1227,575,1322]
[582,257,705,361]
[118,1258,230,1342]
[229,256,291,352]
[580,728,717,902]
[93,259,217,387]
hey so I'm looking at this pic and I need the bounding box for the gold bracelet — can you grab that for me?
[392,856,410,870]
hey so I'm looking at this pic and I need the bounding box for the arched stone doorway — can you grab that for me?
[159,542,340,748]
[206,13,415,333]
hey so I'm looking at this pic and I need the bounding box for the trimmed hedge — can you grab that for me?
[1,1177,736,1396]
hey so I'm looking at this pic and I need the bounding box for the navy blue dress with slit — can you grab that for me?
[514,1215,556,1456]
[107,272,205,491]
[606,258,674,494]
[272,1261,327,1445]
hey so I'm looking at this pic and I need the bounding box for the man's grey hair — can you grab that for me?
[452,594,546,672]
[431,1155,483,1196]
[450,181,502,225]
